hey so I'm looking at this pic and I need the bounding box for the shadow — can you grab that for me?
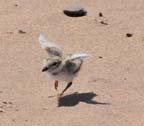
[58,92,109,107]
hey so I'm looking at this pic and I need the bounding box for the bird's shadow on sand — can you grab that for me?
[58,92,109,107]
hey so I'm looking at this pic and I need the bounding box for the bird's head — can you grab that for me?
[42,56,62,72]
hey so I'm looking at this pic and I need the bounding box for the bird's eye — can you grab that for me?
[52,62,57,66]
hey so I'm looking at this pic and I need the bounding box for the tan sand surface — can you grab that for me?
[0,0,144,126]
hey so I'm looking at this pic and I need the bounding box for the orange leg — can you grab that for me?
[48,80,59,98]
[60,82,72,96]
[54,80,59,91]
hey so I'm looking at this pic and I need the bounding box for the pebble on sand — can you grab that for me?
[14,4,18,7]
[100,21,108,25]
[126,33,133,37]
[99,12,103,17]
[0,110,4,113]
[98,56,103,59]
[18,30,26,34]
[63,6,87,17]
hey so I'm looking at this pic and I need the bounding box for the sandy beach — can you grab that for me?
[0,0,144,125]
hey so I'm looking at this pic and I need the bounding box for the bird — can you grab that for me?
[38,34,90,96]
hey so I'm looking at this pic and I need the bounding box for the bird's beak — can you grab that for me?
[42,66,49,72]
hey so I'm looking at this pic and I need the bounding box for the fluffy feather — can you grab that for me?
[69,53,90,60]
[38,34,62,56]
[38,34,60,49]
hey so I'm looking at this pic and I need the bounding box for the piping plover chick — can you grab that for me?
[38,34,90,96]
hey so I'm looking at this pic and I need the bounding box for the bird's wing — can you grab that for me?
[68,53,91,60]
[63,53,90,73]
[63,58,83,74]
[38,34,63,57]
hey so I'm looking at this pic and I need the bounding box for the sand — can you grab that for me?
[0,0,144,126]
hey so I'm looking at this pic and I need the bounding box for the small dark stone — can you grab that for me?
[18,30,26,34]
[63,8,87,17]
[14,4,18,7]
[3,102,7,104]
[0,110,3,113]
[100,21,108,25]
[126,33,133,37]
[98,56,103,59]
[99,12,103,17]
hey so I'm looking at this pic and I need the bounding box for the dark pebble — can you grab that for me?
[3,102,7,104]
[126,33,133,37]
[99,12,103,17]
[63,8,87,17]
[14,4,18,7]
[98,56,103,59]
[18,30,26,34]
[100,21,108,25]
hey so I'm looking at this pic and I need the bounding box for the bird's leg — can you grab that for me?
[60,82,72,96]
[48,80,59,98]
[54,80,59,91]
